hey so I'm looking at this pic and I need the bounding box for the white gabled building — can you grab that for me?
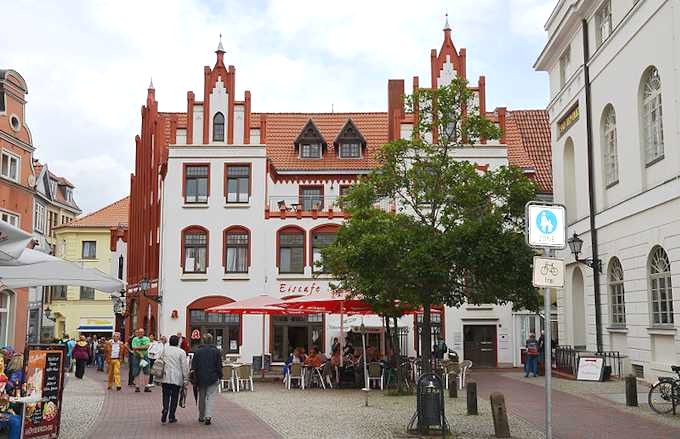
[129,23,552,368]
[535,0,680,381]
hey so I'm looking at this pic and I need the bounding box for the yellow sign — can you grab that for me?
[558,105,579,138]
[79,318,114,327]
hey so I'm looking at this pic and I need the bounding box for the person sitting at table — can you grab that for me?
[294,347,307,364]
[342,334,354,357]
[304,347,322,368]
[366,346,380,363]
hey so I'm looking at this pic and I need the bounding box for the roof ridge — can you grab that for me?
[252,111,388,115]
[70,196,130,226]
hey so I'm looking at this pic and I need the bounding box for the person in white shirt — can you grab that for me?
[147,335,165,387]
[104,332,128,391]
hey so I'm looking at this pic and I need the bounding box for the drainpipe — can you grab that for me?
[581,19,604,353]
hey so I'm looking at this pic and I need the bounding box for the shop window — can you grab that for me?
[182,227,208,273]
[271,314,324,362]
[224,227,249,273]
[184,164,209,204]
[225,164,250,203]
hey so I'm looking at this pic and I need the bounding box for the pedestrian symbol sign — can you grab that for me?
[526,203,566,249]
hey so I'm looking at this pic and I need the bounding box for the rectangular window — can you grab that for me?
[595,1,612,47]
[225,165,250,203]
[559,46,570,89]
[184,232,207,273]
[80,286,95,300]
[300,186,323,211]
[279,233,304,274]
[0,211,19,228]
[52,286,67,300]
[225,232,249,273]
[312,232,336,273]
[339,143,361,158]
[300,144,321,159]
[1,151,19,182]
[82,241,96,259]
[184,165,209,204]
[34,202,46,233]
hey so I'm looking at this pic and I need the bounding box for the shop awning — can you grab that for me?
[77,318,114,332]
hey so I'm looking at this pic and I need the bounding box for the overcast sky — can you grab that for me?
[2,0,555,214]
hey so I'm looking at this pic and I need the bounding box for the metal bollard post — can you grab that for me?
[625,374,638,407]
[490,392,511,438]
[467,382,478,415]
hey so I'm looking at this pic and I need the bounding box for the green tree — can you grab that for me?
[322,78,539,372]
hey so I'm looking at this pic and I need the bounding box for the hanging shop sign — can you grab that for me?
[22,344,66,439]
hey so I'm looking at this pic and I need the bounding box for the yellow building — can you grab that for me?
[47,197,129,339]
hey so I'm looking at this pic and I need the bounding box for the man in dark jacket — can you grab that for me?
[191,333,222,425]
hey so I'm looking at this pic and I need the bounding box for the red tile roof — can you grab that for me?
[58,196,129,229]
[255,112,389,171]
[505,110,553,194]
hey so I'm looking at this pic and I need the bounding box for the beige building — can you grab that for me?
[47,197,128,339]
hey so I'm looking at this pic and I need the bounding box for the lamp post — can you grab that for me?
[139,277,162,304]
[44,306,56,322]
[567,233,602,273]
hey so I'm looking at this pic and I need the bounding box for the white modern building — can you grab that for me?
[535,0,680,381]
[132,24,552,368]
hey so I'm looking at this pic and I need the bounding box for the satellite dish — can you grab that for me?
[27,175,36,187]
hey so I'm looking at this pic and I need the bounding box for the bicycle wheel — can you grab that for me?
[648,381,676,414]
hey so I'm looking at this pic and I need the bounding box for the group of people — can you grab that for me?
[62,329,223,426]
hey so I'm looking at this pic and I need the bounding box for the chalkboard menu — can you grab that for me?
[22,345,66,439]
[252,354,272,372]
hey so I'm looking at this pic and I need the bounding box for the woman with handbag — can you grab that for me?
[72,335,90,379]
[158,335,189,424]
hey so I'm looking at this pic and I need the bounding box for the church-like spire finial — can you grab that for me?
[148,77,154,90]
[216,33,225,53]
[444,12,451,31]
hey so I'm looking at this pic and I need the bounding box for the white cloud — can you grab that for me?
[2,0,551,213]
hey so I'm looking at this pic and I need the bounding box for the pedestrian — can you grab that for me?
[72,335,90,379]
[190,333,222,425]
[148,334,165,387]
[87,336,95,367]
[160,335,189,424]
[95,337,106,371]
[176,332,190,353]
[66,336,76,372]
[104,332,127,391]
[130,328,152,392]
[525,332,539,378]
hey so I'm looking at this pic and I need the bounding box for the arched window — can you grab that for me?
[640,67,664,164]
[608,257,625,326]
[563,138,576,222]
[213,112,225,142]
[648,246,673,325]
[310,224,340,273]
[277,226,305,274]
[601,105,618,187]
[182,226,209,273]
[224,226,250,274]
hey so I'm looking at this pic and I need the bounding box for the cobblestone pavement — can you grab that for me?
[59,370,106,439]
[473,370,680,439]
[222,381,543,439]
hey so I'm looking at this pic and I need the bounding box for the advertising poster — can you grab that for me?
[22,345,65,439]
[576,357,604,381]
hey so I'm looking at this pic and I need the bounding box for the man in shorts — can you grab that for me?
[131,328,151,392]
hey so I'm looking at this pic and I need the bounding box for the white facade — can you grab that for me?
[536,0,680,381]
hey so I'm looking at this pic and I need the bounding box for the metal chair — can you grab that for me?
[442,361,460,390]
[459,360,472,389]
[220,364,236,392]
[235,364,254,392]
[367,362,384,390]
[286,362,305,390]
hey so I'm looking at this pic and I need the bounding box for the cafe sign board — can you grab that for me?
[576,357,604,381]
[22,344,66,439]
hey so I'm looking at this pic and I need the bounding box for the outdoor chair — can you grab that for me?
[308,365,326,389]
[367,362,384,390]
[321,361,335,389]
[442,361,460,390]
[220,364,236,392]
[459,360,472,389]
[235,364,254,392]
[287,362,305,390]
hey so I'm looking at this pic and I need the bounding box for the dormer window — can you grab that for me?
[294,119,326,159]
[213,112,225,142]
[334,119,366,159]
[301,144,322,159]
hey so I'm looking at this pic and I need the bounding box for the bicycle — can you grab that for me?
[648,365,680,414]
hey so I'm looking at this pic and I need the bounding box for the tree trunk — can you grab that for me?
[421,302,432,373]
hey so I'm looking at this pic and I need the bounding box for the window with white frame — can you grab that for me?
[0,211,19,228]
[300,143,322,159]
[1,151,19,182]
[279,231,304,274]
[184,165,209,204]
[648,246,673,326]
[559,46,570,89]
[82,241,96,259]
[595,1,612,47]
[312,232,336,273]
[183,229,208,273]
[601,105,618,186]
[339,143,361,158]
[640,67,664,164]
[608,257,625,326]
[80,286,95,300]
[225,165,250,203]
[34,202,46,233]
[225,228,249,273]
[0,290,13,346]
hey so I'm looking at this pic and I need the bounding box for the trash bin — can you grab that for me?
[416,374,445,432]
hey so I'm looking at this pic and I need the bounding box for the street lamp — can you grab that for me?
[139,277,162,304]
[44,306,56,322]
[567,233,602,273]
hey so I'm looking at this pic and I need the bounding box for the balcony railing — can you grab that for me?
[265,195,394,219]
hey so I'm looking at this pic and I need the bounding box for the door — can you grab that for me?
[463,325,497,368]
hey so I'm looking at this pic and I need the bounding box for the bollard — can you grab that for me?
[466,382,478,415]
[625,374,638,407]
[449,383,458,398]
[490,392,511,438]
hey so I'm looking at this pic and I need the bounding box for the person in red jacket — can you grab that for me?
[176,332,190,353]
[72,335,90,379]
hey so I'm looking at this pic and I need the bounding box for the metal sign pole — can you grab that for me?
[544,247,553,439]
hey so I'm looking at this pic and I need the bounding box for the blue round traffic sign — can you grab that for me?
[536,210,557,234]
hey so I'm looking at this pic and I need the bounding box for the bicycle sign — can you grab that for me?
[532,256,565,288]
[526,203,566,249]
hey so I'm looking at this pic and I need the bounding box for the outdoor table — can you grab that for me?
[301,365,326,389]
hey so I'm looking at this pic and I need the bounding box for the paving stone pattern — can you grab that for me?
[59,370,106,439]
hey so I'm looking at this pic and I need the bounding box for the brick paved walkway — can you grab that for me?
[473,371,680,439]
[85,364,281,439]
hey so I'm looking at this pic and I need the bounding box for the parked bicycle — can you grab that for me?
[648,365,680,414]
